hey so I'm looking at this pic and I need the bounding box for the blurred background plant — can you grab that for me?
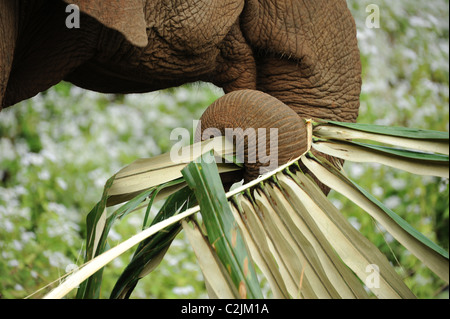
[0,0,448,299]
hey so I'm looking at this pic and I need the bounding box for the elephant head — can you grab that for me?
[0,0,361,190]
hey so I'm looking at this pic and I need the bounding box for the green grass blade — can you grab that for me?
[182,151,263,299]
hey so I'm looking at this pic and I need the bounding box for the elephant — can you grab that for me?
[0,0,361,189]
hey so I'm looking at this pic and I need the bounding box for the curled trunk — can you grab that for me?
[197,89,308,182]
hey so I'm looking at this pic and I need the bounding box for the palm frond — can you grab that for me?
[42,120,449,299]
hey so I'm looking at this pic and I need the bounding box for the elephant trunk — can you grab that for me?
[197,89,308,182]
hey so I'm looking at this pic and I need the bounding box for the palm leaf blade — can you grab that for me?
[181,151,263,299]
[313,121,449,155]
[313,140,449,178]
[265,180,369,298]
[301,155,449,283]
[229,201,290,298]
[276,171,415,298]
[315,120,449,139]
[182,219,240,298]
[110,186,196,298]
[252,187,342,298]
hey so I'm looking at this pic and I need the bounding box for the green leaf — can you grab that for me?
[312,140,449,178]
[77,184,155,299]
[182,219,240,298]
[182,151,263,299]
[110,186,196,299]
[76,175,115,299]
[253,185,341,298]
[317,120,449,140]
[301,154,449,283]
[313,122,449,155]
[229,199,290,299]
[107,137,238,197]
[277,171,414,298]
[46,193,202,299]
[264,177,370,299]
[350,141,449,161]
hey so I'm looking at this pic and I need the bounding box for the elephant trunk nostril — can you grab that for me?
[197,89,308,182]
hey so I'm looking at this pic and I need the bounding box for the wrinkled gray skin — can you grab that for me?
[0,0,361,185]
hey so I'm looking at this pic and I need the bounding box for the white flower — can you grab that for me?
[38,169,51,181]
[331,199,343,210]
[372,186,384,197]
[1,220,14,233]
[8,259,20,267]
[391,179,407,191]
[349,163,365,179]
[348,217,362,231]
[384,196,401,210]
[56,177,68,190]
[0,138,16,160]
[12,240,23,251]
[14,284,24,291]
[43,250,72,269]
[108,229,122,242]
[172,285,195,296]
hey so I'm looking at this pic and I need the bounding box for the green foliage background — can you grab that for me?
[0,0,448,298]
